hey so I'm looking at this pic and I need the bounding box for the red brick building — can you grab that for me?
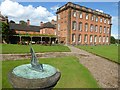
[9,20,57,44]
[40,21,56,35]
[56,2,112,45]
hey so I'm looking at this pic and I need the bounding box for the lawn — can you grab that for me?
[2,56,99,88]
[2,44,70,54]
[0,57,1,89]
[76,44,119,64]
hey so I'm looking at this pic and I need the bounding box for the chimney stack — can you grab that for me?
[27,19,30,25]
[51,19,56,26]
[40,21,44,26]
[51,19,54,24]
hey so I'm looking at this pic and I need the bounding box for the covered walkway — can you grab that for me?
[9,35,57,45]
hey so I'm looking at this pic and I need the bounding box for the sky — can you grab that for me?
[0,0,119,39]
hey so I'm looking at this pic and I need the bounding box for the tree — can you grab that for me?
[19,20,27,25]
[110,36,116,44]
[115,39,120,44]
[2,22,10,43]
[10,20,15,23]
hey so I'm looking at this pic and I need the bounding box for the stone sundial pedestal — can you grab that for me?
[8,44,61,89]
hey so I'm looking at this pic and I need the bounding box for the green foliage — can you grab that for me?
[0,53,1,90]
[115,39,120,44]
[2,22,10,43]
[2,44,70,54]
[110,36,116,44]
[2,56,99,88]
[76,44,119,63]
[15,34,56,37]
[0,22,2,27]
[2,22,9,35]
[0,22,2,36]
[10,20,15,23]
[19,20,27,25]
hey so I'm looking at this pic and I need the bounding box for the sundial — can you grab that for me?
[8,43,61,89]
[30,43,44,72]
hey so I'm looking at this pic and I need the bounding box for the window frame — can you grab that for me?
[106,36,109,42]
[78,34,82,42]
[95,25,98,32]
[104,26,106,33]
[100,18,102,22]
[84,35,88,43]
[100,26,102,33]
[85,23,88,32]
[58,24,60,31]
[99,36,101,43]
[72,21,77,30]
[72,34,76,42]
[86,13,89,20]
[94,35,97,43]
[79,22,82,31]
[103,36,105,43]
[104,19,106,23]
[90,24,94,32]
[79,11,82,18]
[95,16,98,22]
[107,27,109,34]
[73,11,77,17]
[91,15,94,21]
[90,35,93,43]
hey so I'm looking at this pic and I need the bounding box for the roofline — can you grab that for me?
[40,27,56,29]
[56,2,112,19]
[9,23,40,27]
[9,23,40,32]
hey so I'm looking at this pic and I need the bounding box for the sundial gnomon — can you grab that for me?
[30,43,44,72]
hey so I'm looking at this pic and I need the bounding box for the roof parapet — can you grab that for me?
[56,2,112,19]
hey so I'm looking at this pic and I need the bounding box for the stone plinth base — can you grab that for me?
[8,69,61,89]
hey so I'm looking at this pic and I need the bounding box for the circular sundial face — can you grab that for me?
[12,64,57,79]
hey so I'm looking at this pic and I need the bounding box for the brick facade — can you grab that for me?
[40,28,56,35]
[9,20,57,44]
[40,21,56,35]
[15,30,40,35]
[10,20,56,36]
[56,2,112,45]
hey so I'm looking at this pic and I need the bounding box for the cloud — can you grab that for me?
[111,16,118,39]
[111,34,118,39]
[112,16,118,26]
[50,4,60,12]
[0,0,56,25]
[96,9,104,13]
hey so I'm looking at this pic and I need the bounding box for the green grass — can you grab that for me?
[0,57,1,90]
[76,44,119,64]
[2,44,70,54]
[2,56,99,88]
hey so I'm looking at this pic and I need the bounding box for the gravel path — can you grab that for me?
[68,45,119,88]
